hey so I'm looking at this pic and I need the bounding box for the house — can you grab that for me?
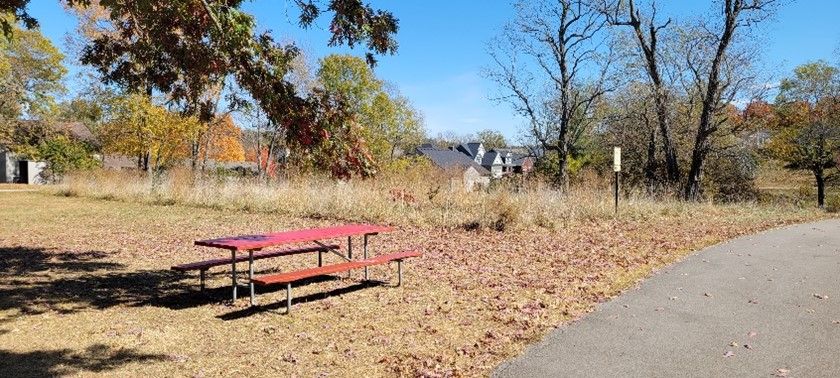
[416,145,491,191]
[492,148,535,175]
[455,143,535,178]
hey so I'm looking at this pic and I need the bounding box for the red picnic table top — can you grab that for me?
[194,224,393,251]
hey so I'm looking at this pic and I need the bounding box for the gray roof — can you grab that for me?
[417,148,490,175]
[481,150,501,167]
[456,142,482,158]
[55,122,95,143]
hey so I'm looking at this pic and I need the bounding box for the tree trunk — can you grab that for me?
[815,169,826,208]
[653,92,680,184]
[645,128,657,193]
[555,148,569,192]
[683,2,738,201]
[684,140,706,201]
[143,152,151,173]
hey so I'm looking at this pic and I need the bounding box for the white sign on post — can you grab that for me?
[613,147,621,172]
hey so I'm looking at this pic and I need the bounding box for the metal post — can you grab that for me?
[199,269,206,292]
[248,250,255,306]
[397,260,402,287]
[363,234,369,280]
[231,250,237,302]
[614,171,619,214]
[286,283,292,314]
[347,236,353,278]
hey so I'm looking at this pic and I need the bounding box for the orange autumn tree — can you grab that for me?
[198,114,246,163]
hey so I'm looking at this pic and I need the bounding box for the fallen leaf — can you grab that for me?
[167,354,189,363]
[748,299,759,304]
[704,293,713,298]
[729,341,739,347]
[748,331,758,337]
[723,350,735,358]
[744,344,752,349]
[813,294,828,300]
[774,368,790,377]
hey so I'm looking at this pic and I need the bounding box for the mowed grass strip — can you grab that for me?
[0,192,828,376]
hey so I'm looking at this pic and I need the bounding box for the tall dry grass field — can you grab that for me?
[52,168,812,231]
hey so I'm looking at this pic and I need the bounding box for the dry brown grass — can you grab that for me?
[0,183,34,190]
[50,169,808,232]
[0,183,830,376]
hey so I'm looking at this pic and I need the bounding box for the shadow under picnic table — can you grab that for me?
[0,246,221,315]
[0,245,393,317]
[217,279,387,320]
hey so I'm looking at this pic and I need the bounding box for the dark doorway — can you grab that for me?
[18,160,28,184]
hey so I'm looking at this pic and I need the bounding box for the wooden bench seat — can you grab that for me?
[172,244,339,290]
[253,250,422,313]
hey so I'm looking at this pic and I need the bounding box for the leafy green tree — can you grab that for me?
[317,54,381,111]
[373,93,424,160]
[317,54,425,166]
[0,14,65,123]
[475,129,507,151]
[0,1,37,36]
[35,134,99,182]
[768,61,840,208]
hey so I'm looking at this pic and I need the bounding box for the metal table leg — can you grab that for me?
[347,236,353,278]
[199,269,206,292]
[249,250,255,306]
[286,283,292,314]
[231,249,237,302]
[363,234,369,280]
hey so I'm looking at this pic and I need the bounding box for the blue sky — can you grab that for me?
[27,1,840,142]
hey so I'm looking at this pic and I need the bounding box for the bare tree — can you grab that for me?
[601,0,681,186]
[601,82,661,190]
[488,0,615,189]
[682,0,777,200]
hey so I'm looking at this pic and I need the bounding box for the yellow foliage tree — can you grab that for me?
[198,114,245,163]
[100,94,204,171]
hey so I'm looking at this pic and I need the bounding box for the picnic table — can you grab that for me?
[174,224,421,312]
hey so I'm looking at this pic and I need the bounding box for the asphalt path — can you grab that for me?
[495,219,840,378]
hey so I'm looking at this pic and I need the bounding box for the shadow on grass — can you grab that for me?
[0,344,167,377]
[218,279,387,320]
[0,246,391,318]
[0,246,216,315]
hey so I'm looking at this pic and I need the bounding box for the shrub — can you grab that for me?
[826,195,840,213]
[36,135,99,182]
[705,147,759,202]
